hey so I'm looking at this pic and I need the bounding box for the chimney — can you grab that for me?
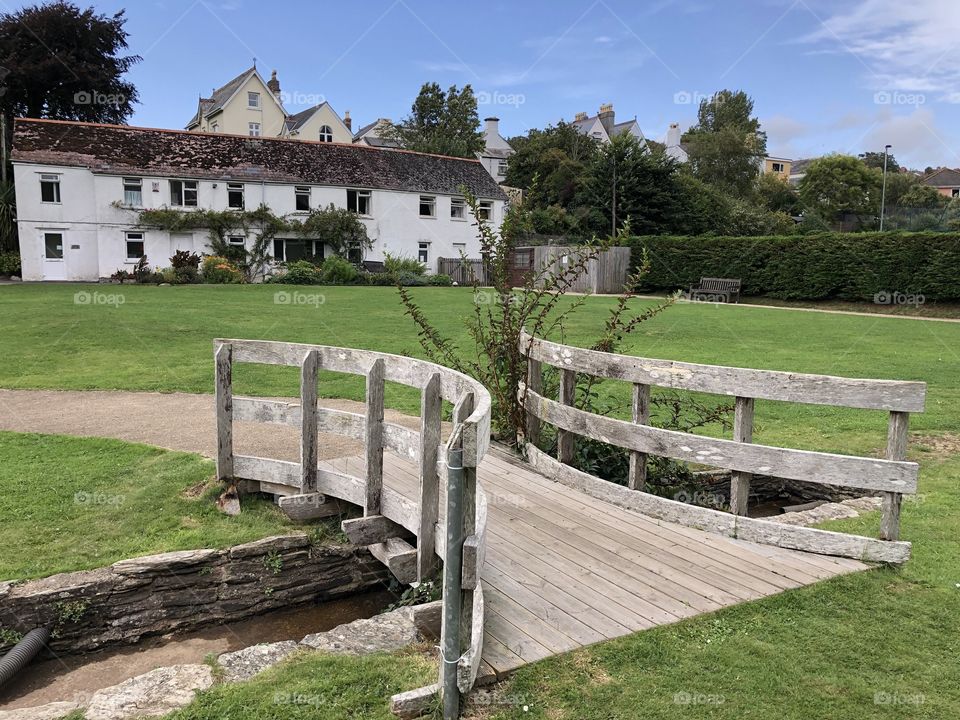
[484,117,500,137]
[574,111,588,122]
[598,103,615,135]
[267,70,281,98]
[344,110,352,132]
[666,122,681,148]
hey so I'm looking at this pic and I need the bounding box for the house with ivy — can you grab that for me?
[11,118,507,282]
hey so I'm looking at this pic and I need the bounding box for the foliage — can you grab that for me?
[170,250,201,269]
[0,182,17,253]
[0,251,20,275]
[723,199,795,236]
[386,82,485,157]
[624,232,960,301]
[136,204,371,281]
[201,256,244,284]
[321,255,359,284]
[384,575,441,610]
[860,149,899,171]
[0,1,140,124]
[271,259,323,285]
[683,89,767,197]
[397,197,679,441]
[798,154,882,225]
[754,172,802,216]
[505,121,600,208]
[383,252,426,276]
[581,133,688,236]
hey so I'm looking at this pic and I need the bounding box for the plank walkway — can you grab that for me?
[321,446,869,682]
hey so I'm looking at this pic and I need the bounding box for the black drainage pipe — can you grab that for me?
[0,628,50,689]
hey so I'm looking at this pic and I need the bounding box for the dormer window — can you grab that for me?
[248,91,260,108]
[319,125,333,142]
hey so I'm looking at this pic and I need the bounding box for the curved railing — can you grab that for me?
[213,339,491,707]
[519,330,926,564]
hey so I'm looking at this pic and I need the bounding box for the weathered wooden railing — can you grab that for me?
[519,330,926,564]
[213,339,491,713]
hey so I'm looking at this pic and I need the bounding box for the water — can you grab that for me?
[0,589,396,710]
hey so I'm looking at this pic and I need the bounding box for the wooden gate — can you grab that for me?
[509,248,535,287]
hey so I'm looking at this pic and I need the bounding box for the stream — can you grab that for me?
[0,589,396,710]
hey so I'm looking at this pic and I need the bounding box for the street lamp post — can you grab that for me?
[880,144,892,231]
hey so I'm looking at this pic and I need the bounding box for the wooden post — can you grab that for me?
[364,358,385,516]
[215,342,233,481]
[628,383,650,491]
[300,350,319,492]
[557,368,576,464]
[451,391,476,708]
[526,358,542,446]
[417,372,442,580]
[730,396,755,516]
[881,411,909,541]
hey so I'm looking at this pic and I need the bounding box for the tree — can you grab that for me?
[0,1,140,124]
[388,82,484,158]
[504,122,599,209]
[860,151,900,172]
[798,155,881,226]
[581,133,685,236]
[754,172,801,216]
[683,89,767,197]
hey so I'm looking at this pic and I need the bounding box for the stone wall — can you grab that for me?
[0,533,389,655]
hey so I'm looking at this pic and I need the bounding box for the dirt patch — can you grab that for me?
[911,433,960,461]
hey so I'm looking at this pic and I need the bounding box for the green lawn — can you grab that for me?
[0,284,957,719]
[0,432,316,580]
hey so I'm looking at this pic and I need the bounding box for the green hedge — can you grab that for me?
[623,232,960,301]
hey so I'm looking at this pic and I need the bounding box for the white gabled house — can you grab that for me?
[12,118,508,282]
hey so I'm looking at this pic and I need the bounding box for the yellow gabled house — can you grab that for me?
[185,67,352,143]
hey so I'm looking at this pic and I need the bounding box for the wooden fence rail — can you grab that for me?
[437,257,490,285]
[213,339,492,714]
[519,330,926,563]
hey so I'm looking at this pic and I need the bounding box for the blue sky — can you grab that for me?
[15,0,960,169]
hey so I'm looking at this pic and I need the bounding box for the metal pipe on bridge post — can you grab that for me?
[441,445,465,720]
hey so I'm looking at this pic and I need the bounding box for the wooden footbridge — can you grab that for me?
[212,336,925,717]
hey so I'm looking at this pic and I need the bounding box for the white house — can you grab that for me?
[477,117,513,184]
[12,118,508,282]
[570,104,647,146]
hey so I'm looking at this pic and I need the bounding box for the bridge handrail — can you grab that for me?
[519,330,926,563]
[213,338,490,702]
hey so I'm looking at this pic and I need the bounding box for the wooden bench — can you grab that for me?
[688,277,741,303]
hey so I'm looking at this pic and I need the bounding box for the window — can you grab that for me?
[40,174,61,203]
[123,177,142,206]
[953,188,960,198]
[497,159,509,176]
[211,122,219,133]
[227,236,245,247]
[295,186,311,211]
[170,180,198,207]
[346,189,372,215]
[477,200,493,221]
[275,239,324,263]
[450,198,466,219]
[772,162,784,173]
[44,232,64,259]
[248,122,261,137]
[418,242,430,264]
[125,232,144,260]
[419,195,436,217]
[227,183,245,209]
[318,125,334,142]
[248,91,260,108]
[273,238,285,261]
[453,242,467,256]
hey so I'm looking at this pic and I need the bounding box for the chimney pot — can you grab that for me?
[574,111,588,121]
[344,110,352,132]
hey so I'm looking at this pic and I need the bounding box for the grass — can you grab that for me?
[165,649,437,720]
[0,432,318,580]
[1,284,958,718]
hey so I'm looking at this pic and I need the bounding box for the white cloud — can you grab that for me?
[802,0,960,102]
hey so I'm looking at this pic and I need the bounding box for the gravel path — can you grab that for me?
[0,389,421,462]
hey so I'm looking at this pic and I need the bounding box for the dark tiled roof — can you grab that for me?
[922,167,960,187]
[186,66,257,128]
[12,119,508,200]
[353,119,380,140]
[283,103,336,133]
